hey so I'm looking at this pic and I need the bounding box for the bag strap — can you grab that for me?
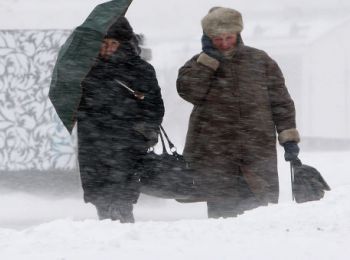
[290,162,295,201]
[158,126,167,154]
[290,158,302,201]
[160,125,176,150]
[149,125,179,156]
[159,125,179,155]
[154,125,179,156]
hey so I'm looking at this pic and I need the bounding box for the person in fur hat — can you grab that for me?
[177,7,300,218]
[77,16,164,223]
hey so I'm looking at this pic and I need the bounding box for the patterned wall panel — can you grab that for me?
[0,30,77,171]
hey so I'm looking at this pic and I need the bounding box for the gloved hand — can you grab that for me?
[283,141,300,162]
[201,34,223,61]
[144,129,159,147]
[133,122,159,147]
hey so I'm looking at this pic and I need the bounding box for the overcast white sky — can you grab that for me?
[1,0,350,29]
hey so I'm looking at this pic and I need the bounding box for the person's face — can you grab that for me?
[211,33,237,52]
[99,38,120,59]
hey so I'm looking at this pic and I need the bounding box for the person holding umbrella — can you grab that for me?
[177,7,300,218]
[77,16,164,223]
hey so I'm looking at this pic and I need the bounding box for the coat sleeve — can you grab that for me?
[176,54,218,106]
[266,57,300,144]
[138,63,164,126]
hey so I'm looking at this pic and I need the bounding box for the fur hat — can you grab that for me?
[201,7,243,38]
[106,16,134,41]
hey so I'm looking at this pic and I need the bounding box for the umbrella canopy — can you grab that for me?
[49,0,133,133]
[291,158,331,203]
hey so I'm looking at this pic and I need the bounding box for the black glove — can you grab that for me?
[145,129,159,147]
[283,141,300,162]
[133,123,159,147]
[201,34,223,61]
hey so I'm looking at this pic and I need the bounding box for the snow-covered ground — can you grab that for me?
[1,150,349,259]
[1,191,349,260]
[1,1,350,259]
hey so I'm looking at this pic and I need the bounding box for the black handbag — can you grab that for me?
[139,126,198,199]
[290,158,331,203]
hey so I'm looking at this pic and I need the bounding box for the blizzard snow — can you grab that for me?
[1,191,349,260]
[1,0,350,259]
[1,151,349,259]
[0,186,349,260]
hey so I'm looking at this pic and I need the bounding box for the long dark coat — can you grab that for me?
[177,42,297,206]
[78,44,164,205]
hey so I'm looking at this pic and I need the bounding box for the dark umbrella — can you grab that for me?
[290,158,331,203]
[49,0,133,133]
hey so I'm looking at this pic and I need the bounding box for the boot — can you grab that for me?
[109,203,135,223]
[95,203,110,220]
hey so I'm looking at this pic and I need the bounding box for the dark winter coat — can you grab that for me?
[78,43,164,204]
[177,42,299,205]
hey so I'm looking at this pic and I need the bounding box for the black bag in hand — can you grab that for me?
[290,158,331,203]
[139,126,197,199]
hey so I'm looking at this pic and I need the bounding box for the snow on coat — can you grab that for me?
[177,41,299,204]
